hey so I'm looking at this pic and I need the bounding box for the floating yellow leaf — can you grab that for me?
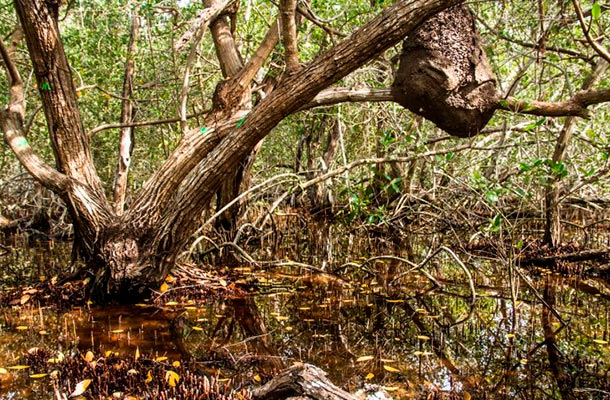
[165,301,178,306]
[593,339,608,344]
[83,351,94,362]
[506,333,515,339]
[219,279,228,287]
[165,275,175,283]
[159,282,168,293]
[520,359,528,365]
[0,368,7,374]
[145,370,153,383]
[70,379,92,397]
[48,351,65,363]
[39,330,48,335]
[15,326,28,331]
[383,365,401,373]
[155,356,168,362]
[382,386,400,391]
[165,370,180,387]
[386,299,404,303]
[111,329,124,334]
[365,372,375,380]
[105,350,115,357]
[253,374,261,382]
[135,347,140,361]
[192,326,203,331]
[7,365,30,370]
[414,351,424,356]
[20,294,31,305]
[381,359,397,363]
[416,335,430,341]
[172,361,180,367]
[356,355,374,362]
[29,373,48,379]
[298,307,311,311]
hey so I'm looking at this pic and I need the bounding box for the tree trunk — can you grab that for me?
[543,61,607,247]
[2,0,462,302]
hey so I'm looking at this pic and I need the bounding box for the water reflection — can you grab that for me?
[1,259,610,398]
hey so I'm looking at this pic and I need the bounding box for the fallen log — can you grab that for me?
[518,248,609,267]
[251,363,358,400]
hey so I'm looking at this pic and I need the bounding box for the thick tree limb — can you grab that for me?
[235,19,281,89]
[497,88,610,118]
[280,0,300,73]
[303,86,610,120]
[142,0,464,252]
[251,363,358,400]
[0,36,67,193]
[13,0,106,199]
[174,0,231,51]
[210,16,243,78]
[303,87,394,110]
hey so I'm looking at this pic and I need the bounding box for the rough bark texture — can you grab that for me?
[3,0,462,302]
[251,364,358,400]
[392,5,497,137]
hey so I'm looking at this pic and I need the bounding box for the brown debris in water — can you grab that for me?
[22,347,251,400]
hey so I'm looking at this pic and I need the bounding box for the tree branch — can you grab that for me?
[497,88,610,118]
[174,0,231,51]
[1,34,67,193]
[235,19,281,89]
[302,87,394,110]
[113,7,141,215]
[148,0,464,249]
[572,0,610,63]
[280,0,300,73]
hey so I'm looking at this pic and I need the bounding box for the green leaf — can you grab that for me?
[524,118,546,132]
[485,190,499,203]
[592,3,602,20]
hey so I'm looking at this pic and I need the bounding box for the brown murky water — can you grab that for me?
[1,241,610,399]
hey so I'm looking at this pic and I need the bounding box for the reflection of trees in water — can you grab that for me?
[180,262,610,398]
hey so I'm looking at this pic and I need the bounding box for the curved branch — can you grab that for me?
[1,35,67,193]
[174,0,231,51]
[572,0,610,63]
[497,88,610,118]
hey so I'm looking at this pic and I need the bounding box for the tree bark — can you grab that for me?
[4,0,462,301]
[543,60,607,247]
[251,364,358,400]
[113,7,140,215]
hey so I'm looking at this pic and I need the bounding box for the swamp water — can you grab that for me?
[0,241,609,399]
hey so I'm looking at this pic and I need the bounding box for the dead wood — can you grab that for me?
[251,363,358,400]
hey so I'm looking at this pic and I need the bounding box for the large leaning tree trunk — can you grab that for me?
[1,0,463,301]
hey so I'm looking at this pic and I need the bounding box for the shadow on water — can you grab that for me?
[1,234,610,399]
